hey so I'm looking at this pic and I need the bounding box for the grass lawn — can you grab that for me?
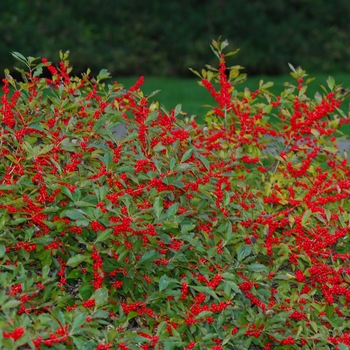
[120,73,350,136]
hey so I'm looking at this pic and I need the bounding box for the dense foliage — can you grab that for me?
[1,0,350,77]
[0,39,350,349]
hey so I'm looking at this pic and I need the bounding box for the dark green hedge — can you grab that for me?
[1,0,350,77]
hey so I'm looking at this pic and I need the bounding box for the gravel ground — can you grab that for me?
[337,140,350,158]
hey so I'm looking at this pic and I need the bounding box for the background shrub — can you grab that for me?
[1,0,350,77]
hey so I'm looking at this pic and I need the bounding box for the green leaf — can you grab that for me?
[79,284,94,300]
[0,245,6,258]
[0,184,13,190]
[42,206,62,213]
[96,68,111,82]
[71,312,88,333]
[153,196,163,219]
[198,154,210,170]
[220,39,229,50]
[139,250,158,264]
[325,304,334,320]
[42,265,50,279]
[226,281,240,294]
[117,250,128,262]
[60,209,87,220]
[225,48,240,57]
[164,340,182,350]
[2,299,22,310]
[36,144,53,157]
[165,203,179,219]
[153,143,166,153]
[152,157,163,172]
[51,308,66,327]
[226,222,233,241]
[66,254,87,267]
[67,270,82,279]
[246,263,267,272]
[94,228,112,244]
[298,85,307,96]
[288,62,297,73]
[92,287,108,307]
[8,218,28,225]
[170,157,176,170]
[122,132,138,142]
[189,68,202,79]
[237,244,252,261]
[181,149,193,163]
[33,66,43,78]
[74,201,95,208]
[174,163,193,172]
[75,219,90,227]
[103,151,112,168]
[222,272,237,281]
[181,223,196,233]
[259,80,274,90]
[159,274,170,292]
[147,90,161,99]
[262,104,272,114]
[72,336,87,349]
[60,186,74,200]
[174,104,182,117]
[196,311,213,319]
[98,186,109,202]
[309,320,318,333]
[11,51,27,64]
[145,111,159,126]
[301,209,311,226]
[156,321,167,336]
[191,286,220,300]
[327,76,335,91]
[338,343,349,350]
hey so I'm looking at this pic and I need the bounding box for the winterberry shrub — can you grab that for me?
[0,39,350,349]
